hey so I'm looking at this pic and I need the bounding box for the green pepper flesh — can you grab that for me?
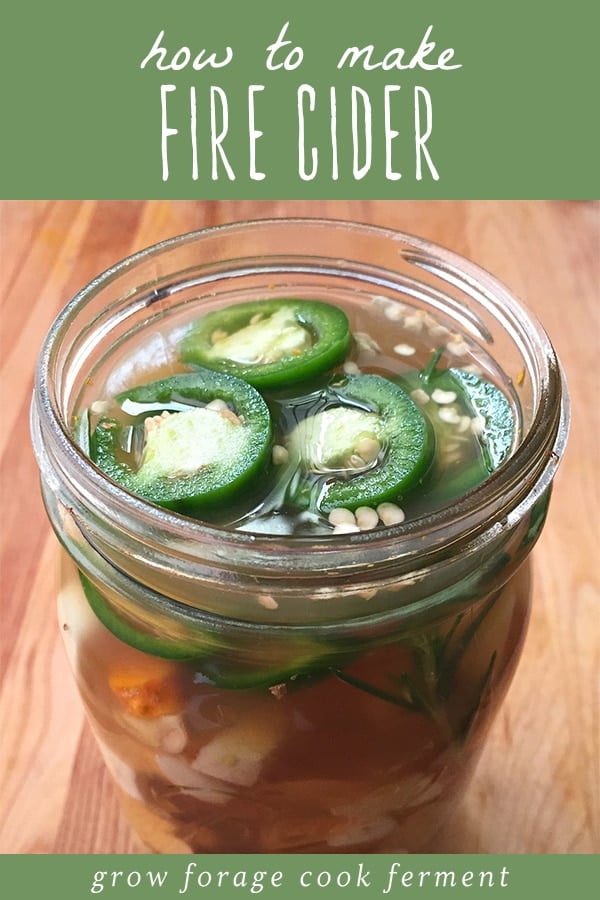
[181,299,351,388]
[287,374,434,514]
[89,371,272,511]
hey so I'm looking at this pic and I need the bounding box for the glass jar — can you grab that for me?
[31,219,568,853]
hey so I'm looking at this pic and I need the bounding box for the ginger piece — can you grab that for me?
[109,658,183,718]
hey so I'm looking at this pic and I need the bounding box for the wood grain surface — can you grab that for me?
[0,200,598,855]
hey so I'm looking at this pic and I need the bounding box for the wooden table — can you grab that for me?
[1,201,598,854]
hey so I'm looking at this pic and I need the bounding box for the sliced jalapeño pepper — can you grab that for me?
[180,299,351,389]
[79,572,216,660]
[80,573,344,689]
[89,371,272,511]
[440,368,515,471]
[286,374,434,514]
[191,644,341,690]
[397,353,515,501]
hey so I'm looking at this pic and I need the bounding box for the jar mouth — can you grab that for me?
[33,217,569,580]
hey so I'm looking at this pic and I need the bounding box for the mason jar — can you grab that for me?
[30,219,568,853]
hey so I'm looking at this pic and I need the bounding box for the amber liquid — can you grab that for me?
[60,558,531,853]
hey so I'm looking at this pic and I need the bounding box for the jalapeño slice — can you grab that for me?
[80,573,343,689]
[180,299,351,389]
[89,371,272,511]
[287,374,434,514]
[398,353,515,501]
[442,368,514,471]
[79,572,215,660]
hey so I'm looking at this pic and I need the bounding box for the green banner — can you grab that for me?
[2,0,597,198]
[0,854,598,898]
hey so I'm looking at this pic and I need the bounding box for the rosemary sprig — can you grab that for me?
[333,669,417,712]
[334,591,501,745]
[459,650,497,741]
[436,591,500,698]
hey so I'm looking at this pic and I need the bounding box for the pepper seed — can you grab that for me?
[438,407,461,424]
[471,415,486,435]
[446,337,469,356]
[404,313,425,333]
[90,400,111,414]
[382,302,405,321]
[429,324,451,340]
[271,444,289,465]
[353,331,382,354]
[393,343,417,357]
[356,436,380,463]
[349,453,367,468]
[328,507,357,527]
[258,593,279,610]
[219,408,243,426]
[410,388,430,407]
[355,506,379,531]
[376,502,406,526]
[144,410,171,435]
[206,398,228,411]
[431,388,458,405]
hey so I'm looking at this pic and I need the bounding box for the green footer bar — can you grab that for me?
[1,854,598,899]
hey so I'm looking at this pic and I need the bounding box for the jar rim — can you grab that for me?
[33,217,570,582]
